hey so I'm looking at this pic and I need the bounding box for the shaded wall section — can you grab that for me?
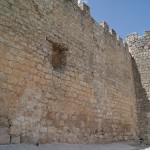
[126,31,150,144]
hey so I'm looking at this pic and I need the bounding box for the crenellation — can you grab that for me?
[99,21,109,32]
[78,2,90,15]
[126,32,138,45]
[126,31,150,44]
[109,29,117,41]
[117,36,124,46]
[144,30,150,36]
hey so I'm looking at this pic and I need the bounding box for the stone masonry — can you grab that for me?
[126,31,150,144]
[0,0,149,145]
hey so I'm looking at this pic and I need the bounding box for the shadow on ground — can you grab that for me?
[0,143,149,150]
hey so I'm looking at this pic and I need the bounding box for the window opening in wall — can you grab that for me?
[51,43,67,70]
[46,37,68,72]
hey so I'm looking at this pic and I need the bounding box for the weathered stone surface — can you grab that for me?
[0,128,10,144]
[11,135,20,144]
[0,0,148,145]
[0,118,9,127]
[0,72,6,81]
[126,32,150,144]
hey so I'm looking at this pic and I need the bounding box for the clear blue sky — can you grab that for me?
[87,0,150,40]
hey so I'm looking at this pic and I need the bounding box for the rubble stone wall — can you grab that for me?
[126,31,150,144]
[0,0,138,144]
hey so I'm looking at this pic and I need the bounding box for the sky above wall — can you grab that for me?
[86,0,150,40]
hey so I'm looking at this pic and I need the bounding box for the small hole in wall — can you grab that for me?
[51,43,68,71]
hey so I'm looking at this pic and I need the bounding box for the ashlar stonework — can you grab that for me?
[0,0,149,145]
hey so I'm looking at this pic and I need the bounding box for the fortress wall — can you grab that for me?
[0,0,138,144]
[126,31,150,144]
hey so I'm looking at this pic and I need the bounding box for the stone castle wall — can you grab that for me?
[0,0,138,144]
[126,31,150,144]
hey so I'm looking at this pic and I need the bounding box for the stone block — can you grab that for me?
[0,127,9,134]
[11,135,20,144]
[0,128,10,144]
[0,72,6,82]
[0,117,9,127]
[6,53,15,61]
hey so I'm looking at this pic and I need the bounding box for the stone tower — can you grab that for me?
[126,31,150,144]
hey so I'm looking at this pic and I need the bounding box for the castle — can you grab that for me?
[0,0,149,145]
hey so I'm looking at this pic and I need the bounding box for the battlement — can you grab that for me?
[99,21,109,31]
[99,21,127,49]
[109,29,117,41]
[66,1,126,50]
[144,30,150,36]
[126,32,138,43]
[117,36,123,44]
[126,31,150,44]
[78,2,90,14]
